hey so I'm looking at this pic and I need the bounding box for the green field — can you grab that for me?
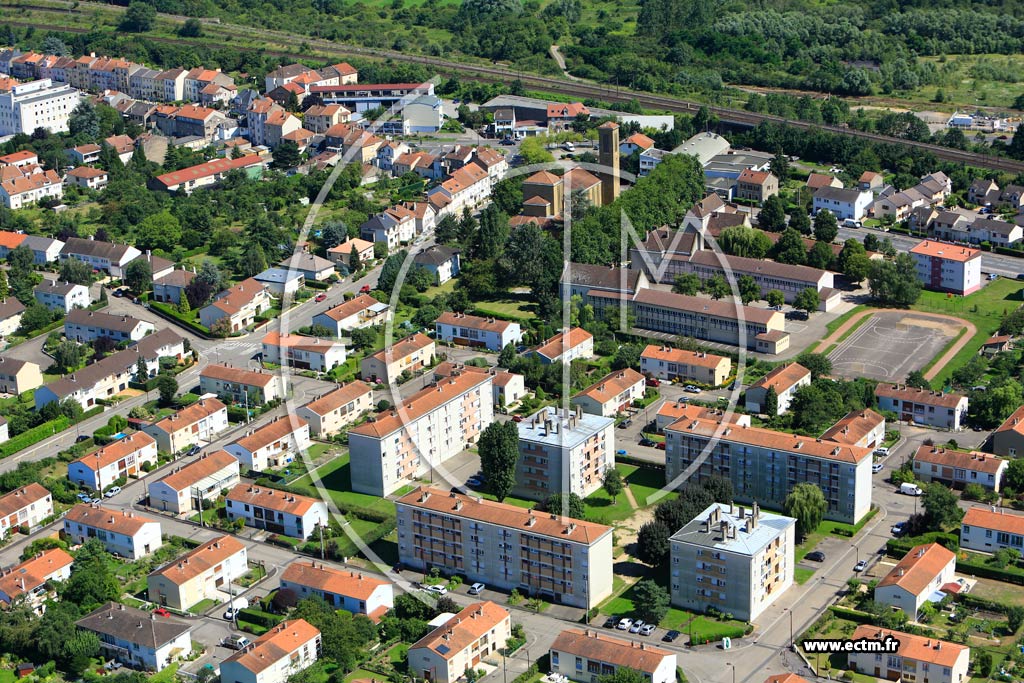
[292,454,397,516]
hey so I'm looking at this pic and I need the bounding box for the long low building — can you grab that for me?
[279,561,393,621]
[225,484,327,539]
[148,450,241,515]
[152,154,266,193]
[913,445,1007,492]
[640,345,731,385]
[961,506,1024,553]
[68,432,158,492]
[63,504,162,559]
[875,384,968,431]
[549,630,676,683]
[199,364,285,405]
[396,486,614,610]
[665,416,873,524]
[847,626,968,683]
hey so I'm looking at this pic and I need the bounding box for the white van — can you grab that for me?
[900,482,923,496]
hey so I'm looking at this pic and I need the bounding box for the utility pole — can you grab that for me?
[319,524,325,560]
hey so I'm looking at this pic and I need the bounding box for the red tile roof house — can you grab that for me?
[744,363,811,416]
[961,506,1024,553]
[874,384,968,430]
[913,445,1007,492]
[280,561,393,621]
[198,278,273,333]
[992,404,1024,458]
[530,327,594,364]
[874,543,957,619]
[570,368,646,417]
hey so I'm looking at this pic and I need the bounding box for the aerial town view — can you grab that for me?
[2,3,1024,683]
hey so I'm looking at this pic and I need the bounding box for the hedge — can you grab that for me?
[954,592,1013,614]
[828,606,876,624]
[305,279,330,290]
[147,300,214,339]
[885,531,959,558]
[993,246,1024,259]
[0,417,71,458]
[237,607,284,628]
[955,556,1024,585]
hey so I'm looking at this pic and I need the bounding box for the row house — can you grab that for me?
[184,67,235,103]
[33,279,90,313]
[142,396,229,454]
[128,67,185,102]
[63,504,162,559]
[68,432,158,492]
[296,381,374,438]
[247,98,301,148]
[60,236,141,278]
[154,154,267,194]
[77,602,193,671]
[961,506,1024,553]
[302,103,351,134]
[847,626,967,683]
[913,445,1006,492]
[426,162,490,217]
[224,416,311,472]
[392,151,443,180]
[64,309,155,343]
[279,561,393,621]
[571,368,646,417]
[225,484,328,539]
[0,483,53,536]
[0,548,73,612]
[148,449,240,514]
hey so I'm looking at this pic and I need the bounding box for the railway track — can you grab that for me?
[7,0,1024,173]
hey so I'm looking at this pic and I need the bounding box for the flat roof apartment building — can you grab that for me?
[147,535,248,611]
[349,371,494,496]
[514,406,615,501]
[148,450,240,515]
[670,502,795,622]
[296,382,374,437]
[665,417,874,524]
[68,432,158,491]
[396,486,614,610]
[549,630,676,683]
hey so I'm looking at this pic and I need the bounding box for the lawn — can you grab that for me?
[472,297,538,321]
[149,663,179,683]
[794,567,816,585]
[0,670,15,683]
[291,454,397,517]
[601,582,747,639]
[476,491,537,509]
[188,598,218,614]
[626,465,675,507]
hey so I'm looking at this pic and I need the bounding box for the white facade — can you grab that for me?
[847,626,968,683]
[514,406,615,501]
[67,432,159,491]
[812,187,873,221]
[0,484,53,536]
[549,630,676,683]
[77,603,194,672]
[221,620,321,683]
[63,505,162,559]
[225,484,328,539]
[148,450,241,515]
[909,241,982,296]
[33,281,90,313]
[279,561,394,619]
[64,310,156,343]
[874,544,957,620]
[224,417,311,472]
[0,79,80,136]
[960,506,1024,553]
[434,312,523,351]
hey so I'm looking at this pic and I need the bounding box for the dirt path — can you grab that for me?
[811,307,977,381]
[623,486,639,510]
[549,45,579,81]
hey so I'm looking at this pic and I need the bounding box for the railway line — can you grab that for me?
[6,0,1024,173]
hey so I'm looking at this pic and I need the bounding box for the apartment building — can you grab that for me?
[0,548,74,611]
[312,294,391,336]
[913,445,1007,492]
[992,405,1024,457]
[744,363,811,416]
[33,279,90,313]
[530,328,594,365]
[571,368,645,417]
[960,506,1024,552]
[279,561,394,621]
[875,384,968,430]
[296,381,374,437]
[142,397,229,454]
[0,79,80,136]
[221,620,321,683]
[0,483,53,536]
[77,602,194,671]
[64,309,156,343]
[34,329,185,410]
[434,312,523,352]
[148,450,241,515]
[396,486,614,609]
[640,345,731,386]
[224,416,311,472]
[348,371,494,496]
[359,332,435,384]
[0,356,43,395]
[514,406,615,501]
[59,237,141,278]
[199,364,285,406]
[407,602,511,683]
[147,535,248,611]
[198,277,272,333]
[908,240,982,296]
[225,484,328,539]
[670,502,795,622]
[549,630,676,683]
[665,417,874,524]
[261,332,346,372]
[847,626,968,683]
[68,432,158,492]
[820,409,886,449]
[154,155,267,195]
[875,543,957,620]
[63,505,162,559]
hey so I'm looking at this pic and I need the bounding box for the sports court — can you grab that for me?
[827,311,961,381]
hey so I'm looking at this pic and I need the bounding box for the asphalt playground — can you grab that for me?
[827,311,960,381]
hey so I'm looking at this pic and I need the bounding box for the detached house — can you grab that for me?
[407,602,511,683]
[434,312,523,351]
[531,327,595,365]
[549,630,676,683]
[913,445,1007,492]
[224,416,311,472]
[142,397,229,454]
[77,602,193,671]
[60,237,141,278]
[745,363,811,416]
[199,364,285,406]
[225,484,328,539]
[147,535,248,611]
[0,297,24,337]
[280,561,394,621]
[0,356,43,395]
[220,620,321,683]
[312,294,390,336]
[63,504,162,559]
[33,279,90,313]
[261,332,346,372]
[360,332,435,383]
[992,405,1024,458]
[327,238,374,270]
[199,278,272,333]
[735,169,778,204]
[413,245,460,285]
[875,384,968,430]
[875,543,957,620]
[0,483,53,536]
[640,345,731,386]
[296,381,374,437]
[812,186,872,221]
[68,432,158,492]
[0,548,73,612]
[571,368,646,417]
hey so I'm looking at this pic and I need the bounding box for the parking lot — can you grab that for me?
[827,311,960,381]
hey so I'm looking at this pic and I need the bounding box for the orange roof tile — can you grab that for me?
[410,602,509,660]
[913,445,1005,475]
[149,535,245,585]
[995,405,1024,438]
[751,363,810,394]
[281,561,389,601]
[435,311,514,334]
[909,240,981,263]
[72,432,155,472]
[226,483,320,516]
[0,548,74,603]
[350,369,486,439]
[156,450,238,492]
[223,620,320,674]
[641,344,728,369]
[151,398,227,434]
[231,416,307,453]
[850,626,965,667]
[877,543,955,596]
[366,332,434,365]
[532,327,593,361]
[0,231,26,249]
[0,484,50,519]
[300,382,373,417]
[201,364,276,388]
[319,294,380,321]
[819,408,885,445]
[551,629,672,673]
[575,368,645,404]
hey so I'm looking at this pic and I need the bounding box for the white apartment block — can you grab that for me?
[68,432,158,492]
[148,450,240,515]
[434,311,523,352]
[225,484,328,540]
[224,416,311,472]
[670,502,795,622]
[812,186,873,221]
[0,79,80,136]
[279,561,394,621]
[549,630,676,683]
[848,626,968,683]
[909,240,982,296]
[514,406,615,501]
[348,371,494,496]
[875,543,957,620]
[147,535,248,611]
[142,397,230,454]
[0,483,53,536]
[296,381,374,438]
[396,487,614,610]
[312,294,391,336]
[221,620,321,683]
[407,602,510,683]
[571,368,646,417]
[63,504,162,559]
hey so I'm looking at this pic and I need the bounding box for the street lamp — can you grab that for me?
[784,608,794,649]
[727,662,735,683]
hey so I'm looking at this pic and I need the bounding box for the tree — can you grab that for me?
[1007,606,1024,633]
[757,195,787,232]
[672,273,701,296]
[603,468,625,503]
[770,150,789,182]
[544,493,584,519]
[17,303,51,334]
[813,210,839,243]
[838,239,870,283]
[636,520,670,565]
[179,17,203,36]
[61,539,119,609]
[240,244,268,278]
[783,483,826,541]
[177,295,191,315]
[703,274,729,300]
[598,669,647,683]
[68,101,100,140]
[1009,126,1024,161]
[976,651,994,678]
[795,352,832,379]
[51,341,83,374]
[863,233,881,252]
[0,269,8,299]
[475,205,508,260]
[41,36,70,56]
[350,327,376,350]
[869,253,922,307]
[272,141,302,169]
[120,2,156,31]
[348,247,361,274]
[35,601,100,674]
[793,287,820,315]
[124,258,152,295]
[788,209,811,235]
[134,356,148,384]
[906,370,930,389]
[478,421,519,502]
[921,482,963,529]
[766,290,784,308]
[611,343,642,371]
[136,210,182,252]
[156,373,178,406]
[59,258,94,285]
[737,274,761,304]
[377,251,409,294]
[1006,459,1024,492]
[519,136,554,164]
[763,386,778,416]
[631,579,670,624]
[772,228,806,265]
[806,241,834,270]
[719,225,772,258]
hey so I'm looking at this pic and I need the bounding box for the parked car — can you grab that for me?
[153,607,171,617]
[874,447,889,456]
[656,442,666,450]
[900,482,923,496]
[645,377,660,387]
[222,635,251,650]
[616,618,633,630]
[639,624,656,636]
[854,560,867,572]
[604,616,619,629]
[639,437,656,447]
[360,284,372,293]
[103,486,121,498]
[186,444,202,457]
[683,385,701,393]
[805,551,826,562]
[988,273,999,281]
[616,449,628,456]
[76,435,90,443]
[467,477,483,488]
[662,630,680,643]
[512,415,524,423]
[424,584,448,596]
[617,419,632,429]
[315,293,328,302]
[468,582,486,595]
[77,492,91,502]
[891,522,906,536]
[112,288,125,297]
[629,620,644,634]
[871,463,884,473]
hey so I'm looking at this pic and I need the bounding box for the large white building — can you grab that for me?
[908,240,982,296]
[514,406,615,501]
[396,486,614,610]
[670,502,795,622]
[279,561,394,621]
[225,484,328,539]
[875,384,968,431]
[847,626,968,683]
[434,312,523,351]
[64,309,156,343]
[812,186,873,221]
[348,371,494,496]
[63,504,162,559]
[220,619,321,683]
[0,79,80,136]
[224,416,311,472]
[407,602,511,683]
[912,445,1007,492]
[960,506,1024,553]
[261,332,346,372]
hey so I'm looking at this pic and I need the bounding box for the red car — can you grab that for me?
[512,415,524,422]
[315,293,327,303]
[153,607,171,617]
[656,442,666,451]
[645,377,660,387]
[360,284,372,294]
